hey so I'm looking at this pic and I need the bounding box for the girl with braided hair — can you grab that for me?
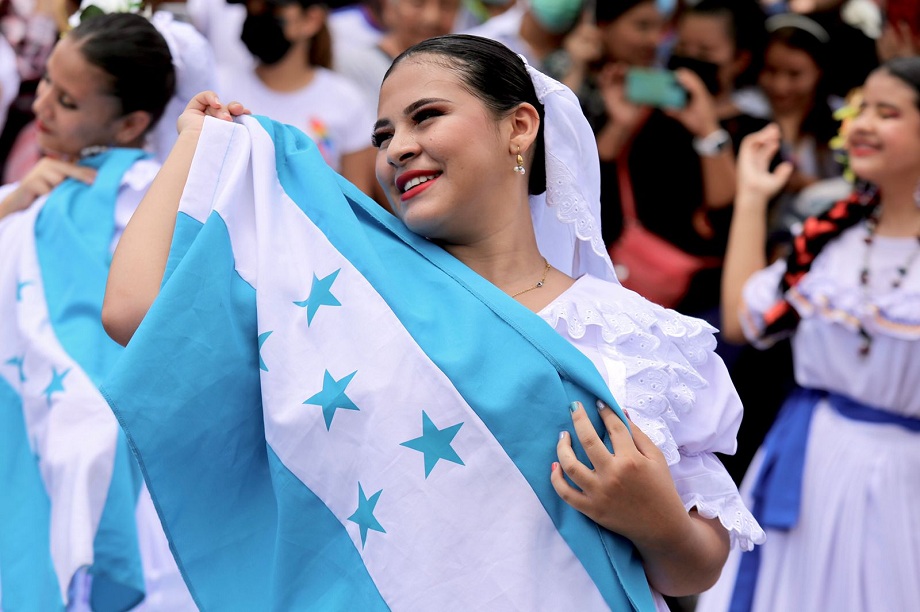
[700,56,920,612]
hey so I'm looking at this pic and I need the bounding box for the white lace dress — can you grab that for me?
[697,223,920,612]
[537,274,765,610]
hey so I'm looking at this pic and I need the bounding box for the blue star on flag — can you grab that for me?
[257,331,273,372]
[5,355,26,383]
[16,280,33,301]
[348,483,385,548]
[401,411,465,478]
[293,270,341,325]
[43,367,70,406]
[303,370,360,430]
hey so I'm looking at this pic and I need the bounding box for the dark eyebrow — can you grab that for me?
[373,98,450,131]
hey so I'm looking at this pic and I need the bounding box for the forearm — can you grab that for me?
[0,188,34,223]
[637,510,730,597]
[700,151,736,209]
[720,191,770,343]
[102,128,202,346]
[595,122,631,162]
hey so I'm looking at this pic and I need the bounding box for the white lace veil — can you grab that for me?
[523,58,619,284]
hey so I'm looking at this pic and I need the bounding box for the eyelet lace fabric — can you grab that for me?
[522,60,617,283]
[540,276,766,551]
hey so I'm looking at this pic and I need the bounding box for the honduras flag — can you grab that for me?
[102,116,658,611]
[0,150,186,611]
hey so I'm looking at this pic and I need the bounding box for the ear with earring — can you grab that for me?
[513,147,526,175]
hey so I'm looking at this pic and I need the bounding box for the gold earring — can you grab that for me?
[514,153,526,175]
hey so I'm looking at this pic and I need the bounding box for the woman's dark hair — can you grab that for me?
[384,34,547,195]
[677,0,768,88]
[882,55,920,108]
[68,13,176,133]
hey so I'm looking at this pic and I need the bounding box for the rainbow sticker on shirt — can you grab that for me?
[308,117,336,167]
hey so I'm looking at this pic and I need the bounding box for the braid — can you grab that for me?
[761,186,880,337]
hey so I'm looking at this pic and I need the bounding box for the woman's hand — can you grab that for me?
[736,123,794,205]
[664,68,720,139]
[176,91,252,136]
[551,400,730,596]
[552,401,687,547]
[597,63,651,136]
[563,20,603,69]
[0,158,96,220]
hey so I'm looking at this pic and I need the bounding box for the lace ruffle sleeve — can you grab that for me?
[541,278,766,551]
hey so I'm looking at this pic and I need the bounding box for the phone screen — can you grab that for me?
[625,68,687,110]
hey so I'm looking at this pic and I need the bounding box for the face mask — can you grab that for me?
[241,12,292,65]
[530,0,583,35]
[667,54,721,96]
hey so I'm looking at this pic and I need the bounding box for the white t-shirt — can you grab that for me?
[186,0,253,72]
[217,67,375,172]
[150,10,219,164]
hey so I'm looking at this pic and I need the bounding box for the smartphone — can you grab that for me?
[625,67,687,110]
[666,54,720,97]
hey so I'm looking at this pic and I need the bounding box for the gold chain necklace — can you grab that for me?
[511,258,551,299]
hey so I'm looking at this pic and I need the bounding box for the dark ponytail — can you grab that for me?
[68,12,176,133]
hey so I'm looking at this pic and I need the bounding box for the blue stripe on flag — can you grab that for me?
[89,434,145,612]
[104,212,387,610]
[0,376,63,611]
[33,148,151,607]
[255,117,655,611]
[35,149,146,387]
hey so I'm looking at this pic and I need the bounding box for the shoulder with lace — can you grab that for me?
[789,225,920,341]
[539,275,718,464]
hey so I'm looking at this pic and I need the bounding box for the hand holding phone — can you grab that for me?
[624,67,688,110]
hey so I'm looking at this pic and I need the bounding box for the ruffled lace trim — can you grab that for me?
[689,494,767,552]
[543,149,608,260]
[789,276,920,341]
[540,280,718,465]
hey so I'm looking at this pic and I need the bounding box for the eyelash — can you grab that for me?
[370,107,443,148]
[40,75,78,110]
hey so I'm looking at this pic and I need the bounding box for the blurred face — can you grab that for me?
[674,13,743,94]
[600,1,663,67]
[373,57,514,242]
[384,0,461,49]
[847,69,920,186]
[32,36,123,158]
[758,41,822,116]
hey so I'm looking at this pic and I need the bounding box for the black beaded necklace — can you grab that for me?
[857,207,920,356]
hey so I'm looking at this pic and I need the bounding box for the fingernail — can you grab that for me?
[623,409,631,419]
[559,431,567,440]
[596,399,608,411]
[569,401,580,413]
[551,462,559,472]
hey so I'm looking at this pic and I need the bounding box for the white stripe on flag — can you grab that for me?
[192,118,611,610]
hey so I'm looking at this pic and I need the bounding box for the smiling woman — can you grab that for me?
[701,56,920,612]
[100,34,763,610]
[0,12,196,611]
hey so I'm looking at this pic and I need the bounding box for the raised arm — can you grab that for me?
[102,92,249,346]
[720,123,793,343]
